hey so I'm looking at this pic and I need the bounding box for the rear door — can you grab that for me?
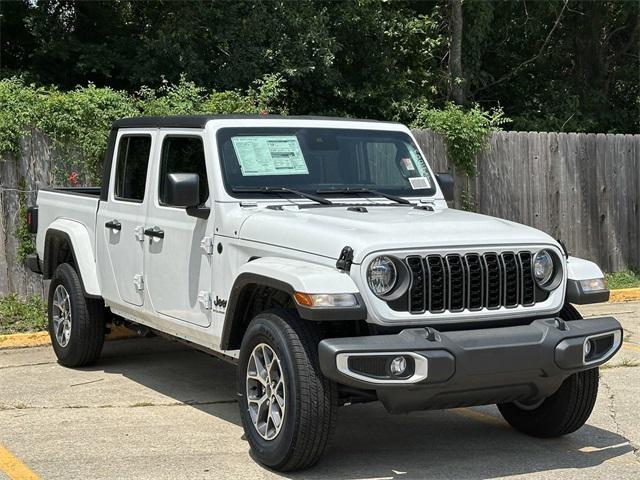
[143,130,213,327]
[96,131,155,306]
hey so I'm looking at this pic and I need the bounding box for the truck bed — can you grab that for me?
[35,188,101,261]
[40,187,101,197]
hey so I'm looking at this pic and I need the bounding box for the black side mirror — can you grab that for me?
[435,173,454,202]
[166,173,200,208]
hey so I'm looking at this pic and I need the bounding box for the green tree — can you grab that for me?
[1,0,637,133]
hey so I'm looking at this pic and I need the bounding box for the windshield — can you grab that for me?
[217,128,437,199]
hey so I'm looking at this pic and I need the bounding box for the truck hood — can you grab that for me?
[239,205,557,263]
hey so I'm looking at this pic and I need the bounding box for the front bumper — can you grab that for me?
[318,316,622,413]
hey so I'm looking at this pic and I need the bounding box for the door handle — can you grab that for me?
[105,220,122,231]
[144,226,165,239]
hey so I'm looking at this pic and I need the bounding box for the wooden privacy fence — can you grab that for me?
[413,130,639,273]
[0,128,638,297]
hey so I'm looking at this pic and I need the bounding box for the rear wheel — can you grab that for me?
[498,304,598,437]
[48,263,105,367]
[237,309,337,471]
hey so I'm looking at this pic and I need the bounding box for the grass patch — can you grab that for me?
[601,358,640,370]
[620,358,639,368]
[606,269,640,290]
[0,293,47,334]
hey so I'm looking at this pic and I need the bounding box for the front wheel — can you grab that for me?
[498,368,599,437]
[237,309,337,472]
[498,303,599,438]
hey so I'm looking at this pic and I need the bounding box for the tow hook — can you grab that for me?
[424,327,440,342]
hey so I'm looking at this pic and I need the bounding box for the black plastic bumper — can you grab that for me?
[318,316,622,413]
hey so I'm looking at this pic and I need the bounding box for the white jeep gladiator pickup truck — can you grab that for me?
[26,115,622,471]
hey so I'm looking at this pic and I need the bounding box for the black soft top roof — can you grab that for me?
[111,114,399,130]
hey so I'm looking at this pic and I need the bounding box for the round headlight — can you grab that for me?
[367,256,398,297]
[533,249,554,286]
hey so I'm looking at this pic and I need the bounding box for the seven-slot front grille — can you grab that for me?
[403,252,537,314]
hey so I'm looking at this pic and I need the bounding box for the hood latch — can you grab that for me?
[336,246,354,272]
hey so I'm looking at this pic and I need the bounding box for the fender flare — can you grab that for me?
[44,219,101,298]
[565,256,609,304]
[220,257,366,350]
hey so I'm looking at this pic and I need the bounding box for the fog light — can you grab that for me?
[584,339,593,357]
[389,356,407,376]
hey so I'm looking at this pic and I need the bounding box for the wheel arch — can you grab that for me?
[220,258,366,351]
[43,220,101,298]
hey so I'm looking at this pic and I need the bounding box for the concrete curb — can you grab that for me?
[609,287,640,303]
[0,325,136,350]
[2,289,639,350]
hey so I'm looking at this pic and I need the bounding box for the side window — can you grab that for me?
[114,135,152,202]
[159,136,208,205]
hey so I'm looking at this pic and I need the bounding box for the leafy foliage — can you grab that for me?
[1,0,636,133]
[16,180,36,264]
[0,75,287,181]
[463,1,639,134]
[0,293,47,334]
[605,269,640,290]
[0,78,44,154]
[412,102,508,176]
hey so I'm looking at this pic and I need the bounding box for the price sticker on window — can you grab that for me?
[232,136,309,176]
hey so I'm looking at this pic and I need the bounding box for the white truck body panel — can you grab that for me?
[566,256,605,281]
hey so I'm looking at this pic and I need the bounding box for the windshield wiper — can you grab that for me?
[316,187,412,205]
[232,186,333,205]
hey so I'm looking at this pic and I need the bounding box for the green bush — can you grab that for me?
[606,269,640,290]
[0,78,45,154]
[412,102,508,177]
[0,294,47,334]
[16,179,35,264]
[0,74,287,181]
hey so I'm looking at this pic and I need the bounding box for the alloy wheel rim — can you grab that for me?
[246,343,286,441]
[52,285,72,347]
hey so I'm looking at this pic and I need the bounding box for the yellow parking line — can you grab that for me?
[0,445,40,480]
[622,343,640,352]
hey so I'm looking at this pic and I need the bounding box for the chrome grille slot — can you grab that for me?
[400,250,538,315]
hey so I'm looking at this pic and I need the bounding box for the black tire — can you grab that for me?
[498,368,599,437]
[498,303,598,437]
[237,309,337,472]
[48,263,105,367]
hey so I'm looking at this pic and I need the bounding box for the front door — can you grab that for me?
[97,132,154,306]
[144,131,213,327]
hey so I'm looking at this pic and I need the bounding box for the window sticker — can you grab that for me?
[401,157,415,171]
[231,136,309,176]
[407,145,430,177]
[409,176,432,190]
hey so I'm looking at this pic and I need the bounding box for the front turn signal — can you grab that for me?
[294,292,358,308]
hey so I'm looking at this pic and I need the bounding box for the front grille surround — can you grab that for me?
[398,250,542,315]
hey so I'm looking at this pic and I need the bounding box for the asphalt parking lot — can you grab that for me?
[1,302,639,480]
